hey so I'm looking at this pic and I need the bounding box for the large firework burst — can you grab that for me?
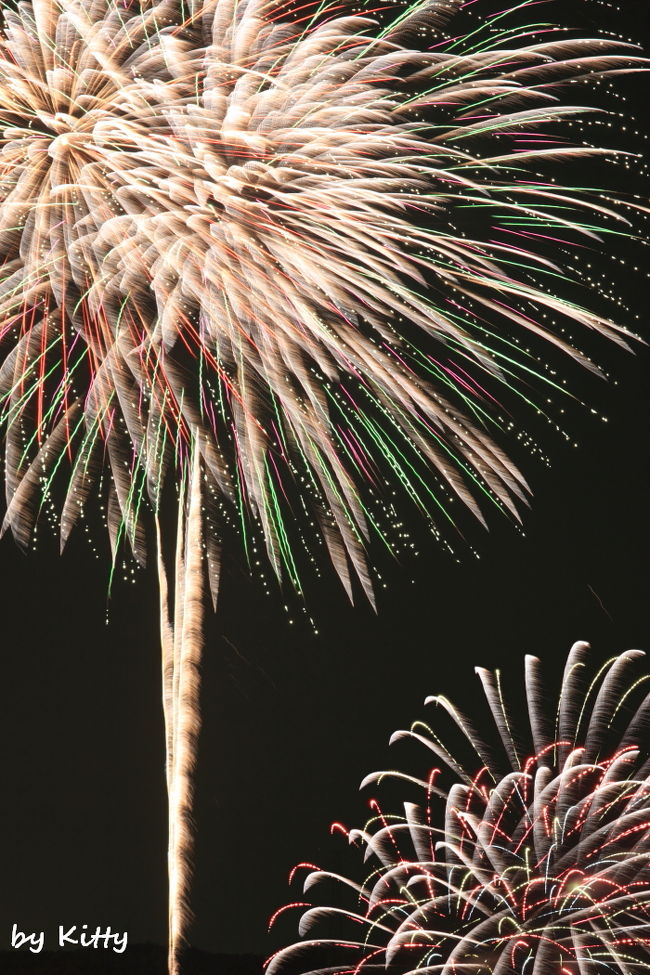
[0,0,644,970]
[269,643,650,975]
[0,0,643,595]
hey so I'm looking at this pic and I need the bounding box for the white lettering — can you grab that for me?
[11,924,44,954]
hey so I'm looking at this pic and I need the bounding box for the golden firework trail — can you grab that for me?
[157,445,205,973]
[0,0,645,970]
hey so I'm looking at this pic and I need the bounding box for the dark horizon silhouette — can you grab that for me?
[0,947,263,974]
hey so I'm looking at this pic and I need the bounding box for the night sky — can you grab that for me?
[0,0,648,969]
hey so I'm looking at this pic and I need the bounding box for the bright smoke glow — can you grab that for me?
[268,643,650,974]
[0,0,644,602]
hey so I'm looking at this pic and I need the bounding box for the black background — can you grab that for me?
[0,0,649,969]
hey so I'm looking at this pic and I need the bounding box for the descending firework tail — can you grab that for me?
[268,642,650,975]
[156,445,205,973]
[0,0,645,970]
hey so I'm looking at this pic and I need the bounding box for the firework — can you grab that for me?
[0,0,644,970]
[0,0,644,594]
[268,643,650,975]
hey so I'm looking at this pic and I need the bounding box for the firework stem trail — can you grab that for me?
[157,446,206,974]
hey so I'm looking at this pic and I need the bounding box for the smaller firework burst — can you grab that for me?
[269,643,650,975]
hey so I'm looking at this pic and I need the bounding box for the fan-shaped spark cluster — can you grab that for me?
[269,643,650,975]
[0,0,643,602]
